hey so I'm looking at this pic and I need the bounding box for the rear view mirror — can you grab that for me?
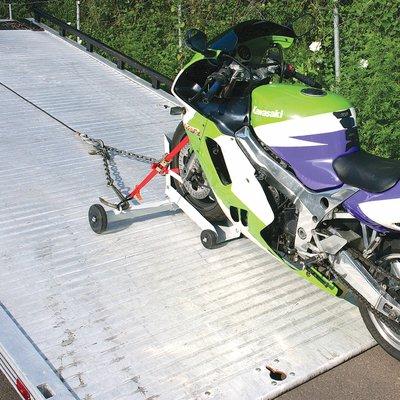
[170,106,185,115]
[185,29,216,57]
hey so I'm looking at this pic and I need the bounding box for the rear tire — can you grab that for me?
[171,123,225,223]
[358,251,400,361]
[359,302,400,361]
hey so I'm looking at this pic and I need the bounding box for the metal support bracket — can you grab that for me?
[333,250,400,321]
[89,134,241,248]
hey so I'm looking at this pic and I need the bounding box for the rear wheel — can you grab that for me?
[171,123,225,223]
[359,304,400,361]
[359,253,400,361]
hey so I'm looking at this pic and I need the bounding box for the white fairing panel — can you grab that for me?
[214,135,274,226]
[254,112,344,148]
[359,199,400,231]
[171,68,197,124]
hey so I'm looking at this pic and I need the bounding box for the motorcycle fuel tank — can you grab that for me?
[251,84,358,191]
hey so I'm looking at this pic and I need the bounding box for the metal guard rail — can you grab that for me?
[32,8,173,91]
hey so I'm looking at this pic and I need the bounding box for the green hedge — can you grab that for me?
[3,0,399,157]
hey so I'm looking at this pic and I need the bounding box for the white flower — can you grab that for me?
[309,41,322,52]
[359,59,369,68]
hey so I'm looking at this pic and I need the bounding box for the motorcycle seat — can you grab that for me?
[333,151,400,193]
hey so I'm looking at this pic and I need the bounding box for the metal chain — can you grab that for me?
[350,248,400,285]
[77,132,158,189]
[78,132,157,165]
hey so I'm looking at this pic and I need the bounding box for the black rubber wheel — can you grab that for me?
[200,230,219,249]
[359,302,400,361]
[88,204,108,234]
[171,122,225,223]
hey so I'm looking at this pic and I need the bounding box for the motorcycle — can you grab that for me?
[169,18,400,360]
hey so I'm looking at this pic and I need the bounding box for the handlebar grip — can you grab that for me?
[293,71,322,89]
[205,81,222,101]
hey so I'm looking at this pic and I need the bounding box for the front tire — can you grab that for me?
[171,123,225,223]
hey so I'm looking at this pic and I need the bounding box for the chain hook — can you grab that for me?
[78,130,159,209]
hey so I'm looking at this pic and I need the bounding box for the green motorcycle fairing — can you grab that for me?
[184,118,340,296]
[251,84,352,126]
[172,20,342,296]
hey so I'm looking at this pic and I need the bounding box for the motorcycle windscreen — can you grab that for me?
[209,19,295,55]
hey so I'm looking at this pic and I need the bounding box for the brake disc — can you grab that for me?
[178,144,211,200]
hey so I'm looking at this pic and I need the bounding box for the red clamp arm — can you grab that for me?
[128,135,189,201]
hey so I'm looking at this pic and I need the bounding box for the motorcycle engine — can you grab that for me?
[263,185,298,255]
[277,206,298,255]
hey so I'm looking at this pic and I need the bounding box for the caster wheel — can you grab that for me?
[200,230,218,249]
[88,204,108,234]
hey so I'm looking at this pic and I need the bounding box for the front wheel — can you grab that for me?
[171,123,225,223]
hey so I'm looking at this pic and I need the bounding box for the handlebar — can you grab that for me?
[194,60,322,103]
[283,63,322,88]
[292,71,322,89]
[205,80,223,101]
[192,65,232,102]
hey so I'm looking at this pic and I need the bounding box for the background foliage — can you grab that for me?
[2,0,399,157]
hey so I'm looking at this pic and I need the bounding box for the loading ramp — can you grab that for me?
[0,23,374,400]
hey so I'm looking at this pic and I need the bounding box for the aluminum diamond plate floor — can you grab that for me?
[0,28,374,400]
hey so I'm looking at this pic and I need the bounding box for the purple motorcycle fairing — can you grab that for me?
[271,129,358,191]
[343,182,400,233]
[252,106,398,232]
[270,127,399,233]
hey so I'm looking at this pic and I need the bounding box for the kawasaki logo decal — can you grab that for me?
[183,123,201,136]
[252,106,283,119]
